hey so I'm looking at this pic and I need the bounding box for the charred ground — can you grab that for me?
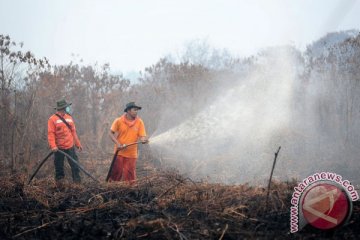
[0,171,359,240]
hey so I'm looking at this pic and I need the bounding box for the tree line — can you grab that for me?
[1,32,360,176]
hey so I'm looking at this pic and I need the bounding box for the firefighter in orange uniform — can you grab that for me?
[109,102,148,182]
[48,99,83,183]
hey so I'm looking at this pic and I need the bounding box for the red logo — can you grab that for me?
[301,183,351,230]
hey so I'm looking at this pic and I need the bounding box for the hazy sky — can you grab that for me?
[1,0,359,73]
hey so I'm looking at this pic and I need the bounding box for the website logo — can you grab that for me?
[290,172,358,233]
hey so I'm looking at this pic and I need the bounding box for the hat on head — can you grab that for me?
[54,99,72,110]
[124,102,142,112]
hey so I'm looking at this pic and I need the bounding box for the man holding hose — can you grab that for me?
[48,99,83,184]
[109,102,148,182]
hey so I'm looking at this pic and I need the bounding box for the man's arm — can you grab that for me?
[71,118,82,151]
[109,130,126,150]
[47,118,58,152]
[73,131,83,151]
[138,120,148,144]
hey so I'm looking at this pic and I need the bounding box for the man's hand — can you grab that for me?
[77,145,83,152]
[51,147,58,152]
[140,137,149,144]
[116,143,127,150]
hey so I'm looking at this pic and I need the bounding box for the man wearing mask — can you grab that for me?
[109,102,148,182]
[48,99,83,183]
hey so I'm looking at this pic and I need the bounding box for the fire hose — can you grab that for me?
[105,141,142,182]
[28,149,99,184]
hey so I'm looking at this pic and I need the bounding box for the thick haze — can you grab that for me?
[1,0,359,73]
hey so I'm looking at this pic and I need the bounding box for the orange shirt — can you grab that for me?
[48,112,82,150]
[111,114,146,158]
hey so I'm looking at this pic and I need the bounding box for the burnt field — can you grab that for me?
[0,171,359,240]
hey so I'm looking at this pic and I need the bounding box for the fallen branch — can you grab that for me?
[219,224,228,240]
[13,220,57,238]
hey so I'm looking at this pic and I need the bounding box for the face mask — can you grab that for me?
[65,106,72,114]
